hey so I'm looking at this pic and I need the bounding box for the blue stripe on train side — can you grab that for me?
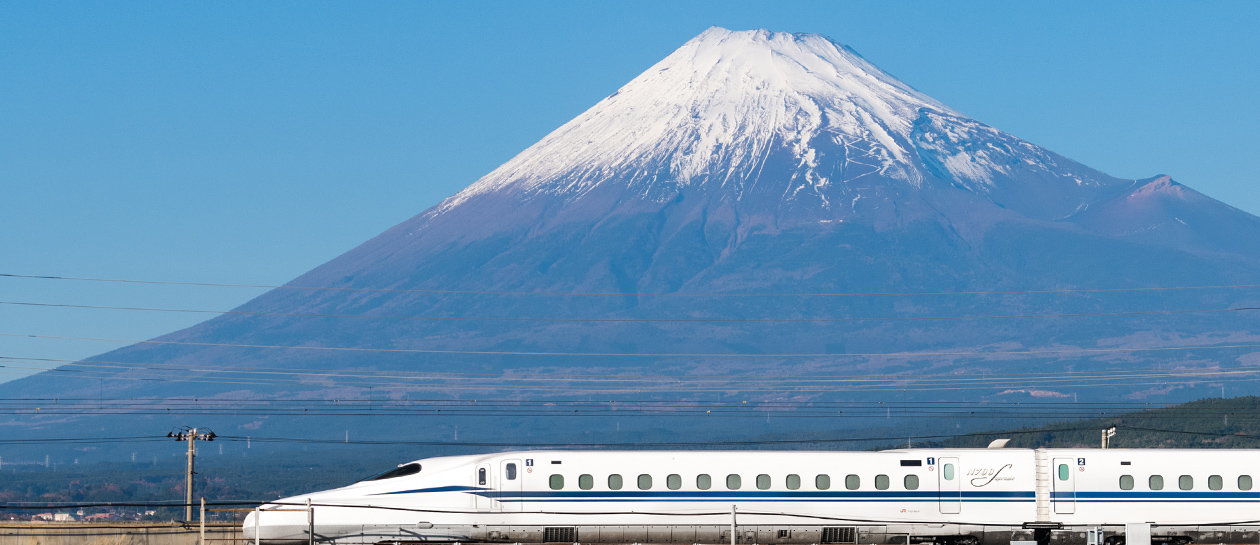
[513,490,1029,499]
[503,490,1029,502]
[374,487,1032,502]
[374,485,489,495]
[375,488,1260,503]
[1052,490,1260,503]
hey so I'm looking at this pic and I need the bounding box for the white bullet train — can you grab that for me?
[243,448,1260,545]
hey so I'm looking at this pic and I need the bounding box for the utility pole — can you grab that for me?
[168,427,215,521]
[1101,426,1116,449]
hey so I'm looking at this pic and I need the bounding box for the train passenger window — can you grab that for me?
[638,474,653,490]
[786,474,801,490]
[1209,475,1223,491]
[697,474,712,490]
[1119,475,1134,490]
[1149,475,1164,490]
[943,464,955,480]
[579,474,593,490]
[815,474,830,490]
[905,475,919,490]
[1240,475,1253,491]
[505,463,517,480]
[667,474,682,490]
[1179,475,1193,490]
[875,475,889,490]
[608,474,623,490]
[1058,464,1069,481]
[727,474,742,490]
[846,475,859,490]
[756,474,771,490]
[550,475,564,490]
[478,468,487,486]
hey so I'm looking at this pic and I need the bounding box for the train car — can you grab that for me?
[242,448,1260,545]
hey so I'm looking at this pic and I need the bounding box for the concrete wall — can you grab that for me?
[0,522,241,545]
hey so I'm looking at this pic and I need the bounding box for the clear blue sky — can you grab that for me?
[1,1,1258,383]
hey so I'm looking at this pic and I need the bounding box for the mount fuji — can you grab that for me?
[6,28,1260,448]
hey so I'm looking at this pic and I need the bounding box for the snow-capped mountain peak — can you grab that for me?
[441,28,964,208]
[437,27,1119,223]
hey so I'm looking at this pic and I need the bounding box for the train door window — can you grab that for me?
[845,475,859,490]
[697,474,712,490]
[638,474,653,490]
[815,474,830,490]
[1209,475,1223,491]
[474,464,492,511]
[1149,475,1164,490]
[937,458,961,515]
[1119,475,1134,490]
[608,474,623,490]
[786,474,801,490]
[1058,464,1069,481]
[1240,475,1253,490]
[667,474,682,490]
[904,475,919,490]
[549,475,564,490]
[505,463,517,480]
[579,474,593,490]
[1179,475,1193,490]
[757,474,771,490]
[875,475,889,490]
[727,474,742,490]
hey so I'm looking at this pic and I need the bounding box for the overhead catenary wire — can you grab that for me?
[3,355,1258,395]
[3,358,1259,395]
[2,424,1255,447]
[2,390,1260,418]
[6,274,1259,397]
[6,354,1257,382]
[6,332,1260,359]
[6,272,1260,298]
[2,300,1257,323]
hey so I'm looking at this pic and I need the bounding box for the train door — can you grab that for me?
[475,464,491,511]
[499,459,522,513]
[1052,458,1076,514]
[938,457,961,514]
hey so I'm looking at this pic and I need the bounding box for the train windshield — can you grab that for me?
[362,463,421,481]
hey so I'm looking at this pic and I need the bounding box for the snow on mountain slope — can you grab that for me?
[433,27,1123,230]
[442,27,941,208]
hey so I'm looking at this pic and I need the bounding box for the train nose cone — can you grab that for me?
[241,501,314,545]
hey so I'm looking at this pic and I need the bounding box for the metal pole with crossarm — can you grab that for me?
[168,427,216,521]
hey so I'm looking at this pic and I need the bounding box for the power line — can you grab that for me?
[0,426,1169,447]
[2,299,1256,323]
[3,424,1259,447]
[6,332,1260,359]
[5,356,1259,394]
[6,272,1260,297]
[6,354,1256,382]
[0,436,170,444]
[5,362,1259,393]
[3,393,1260,418]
